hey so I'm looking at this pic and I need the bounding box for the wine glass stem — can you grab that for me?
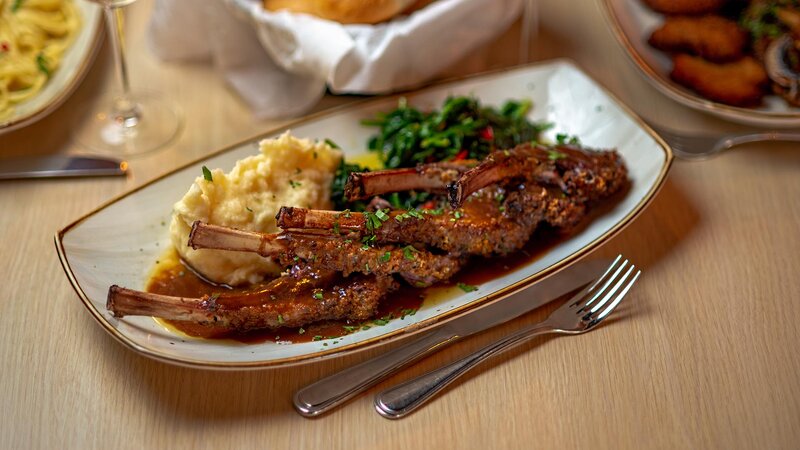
[519,0,539,64]
[103,5,140,128]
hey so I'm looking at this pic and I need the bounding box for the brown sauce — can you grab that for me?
[146,251,426,344]
[145,185,627,345]
[145,231,563,345]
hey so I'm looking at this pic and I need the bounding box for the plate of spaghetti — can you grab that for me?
[0,0,102,134]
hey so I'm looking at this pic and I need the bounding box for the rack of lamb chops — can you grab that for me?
[106,142,628,333]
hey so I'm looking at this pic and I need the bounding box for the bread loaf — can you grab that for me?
[263,0,429,24]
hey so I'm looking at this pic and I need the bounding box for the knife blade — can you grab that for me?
[293,257,610,417]
[0,155,128,180]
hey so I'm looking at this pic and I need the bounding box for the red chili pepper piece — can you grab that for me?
[454,150,468,160]
[479,126,494,141]
[421,200,436,210]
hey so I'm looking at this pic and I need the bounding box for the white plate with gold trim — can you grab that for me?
[56,60,672,370]
[600,0,800,128]
[0,1,103,134]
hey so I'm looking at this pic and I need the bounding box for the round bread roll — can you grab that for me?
[263,0,426,24]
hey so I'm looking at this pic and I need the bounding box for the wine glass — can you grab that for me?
[74,0,182,156]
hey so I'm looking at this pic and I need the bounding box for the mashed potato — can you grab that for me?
[170,131,342,286]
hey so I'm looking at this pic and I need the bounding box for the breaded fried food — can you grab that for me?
[671,54,769,106]
[648,16,747,62]
[642,0,726,15]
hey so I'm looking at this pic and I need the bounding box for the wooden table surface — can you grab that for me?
[2,1,799,449]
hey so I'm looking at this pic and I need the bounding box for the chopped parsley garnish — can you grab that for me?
[313,291,323,300]
[400,308,417,319]
[245,206,253,212]
[342,325,357,333]
[361,234,377,249]
[312,335,323,341]
[201,165,213,181]
[402,245,419,260]
[373,318,390,326]
[11,0,24,12]
[426,208,444,216]
[363,209,390,234]
[394,209,425,222]
[457,282,478,293]
[364,262,370,273]
[277,314,284,325]
[555,133,580,145]
[324,138,340,149]
[289,179,302,189]
[35,53,50,76]
[547,149,567,161]
[380,251,392,263]
[298,327,305,334]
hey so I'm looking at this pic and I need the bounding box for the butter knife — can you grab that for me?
[0,155,127,180]
[293,257,610,417]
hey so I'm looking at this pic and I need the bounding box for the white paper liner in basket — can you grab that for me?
[148,0,523,118]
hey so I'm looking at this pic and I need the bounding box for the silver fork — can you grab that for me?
[647,122,800,160]
[374,256,640,419]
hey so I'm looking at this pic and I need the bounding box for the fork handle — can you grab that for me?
[293,327,460,417]
[722,131,800,150]
[374,322,554,419]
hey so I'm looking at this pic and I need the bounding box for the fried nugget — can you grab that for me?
[642,0,726,15]
[649,16,747,62]
[671,54,768,106]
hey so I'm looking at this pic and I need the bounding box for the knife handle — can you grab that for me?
[293,327,459,417]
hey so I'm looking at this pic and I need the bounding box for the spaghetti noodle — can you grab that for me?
[0,0,81,118]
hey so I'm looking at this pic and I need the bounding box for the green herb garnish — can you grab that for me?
[547,149,567,160]
[313,291,323,300]
[11,0,24,13]
[555,133,580,145]
[380,251,392,263]
[289,180,301,189]
[201,166,213,181]
[35,53,50,77]
[457,283,478,293]
[402,245,419,260]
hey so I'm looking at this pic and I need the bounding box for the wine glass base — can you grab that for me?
[74,93,182,157]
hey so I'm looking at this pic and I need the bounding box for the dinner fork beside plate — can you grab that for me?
[646,122,800,160]
[373,256,639,419]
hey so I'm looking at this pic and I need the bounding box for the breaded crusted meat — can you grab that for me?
[642,0,726,15]
[671,55,769,106]
[648,15,747,62]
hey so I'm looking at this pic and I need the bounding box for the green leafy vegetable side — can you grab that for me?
[362,96,551,169]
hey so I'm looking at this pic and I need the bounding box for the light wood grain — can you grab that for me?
[1,1,799,449]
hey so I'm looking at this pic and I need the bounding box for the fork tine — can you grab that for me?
[567,255,623,309]
[578,258,629,312]
[595,269,640,321]
[588,264,635,314]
